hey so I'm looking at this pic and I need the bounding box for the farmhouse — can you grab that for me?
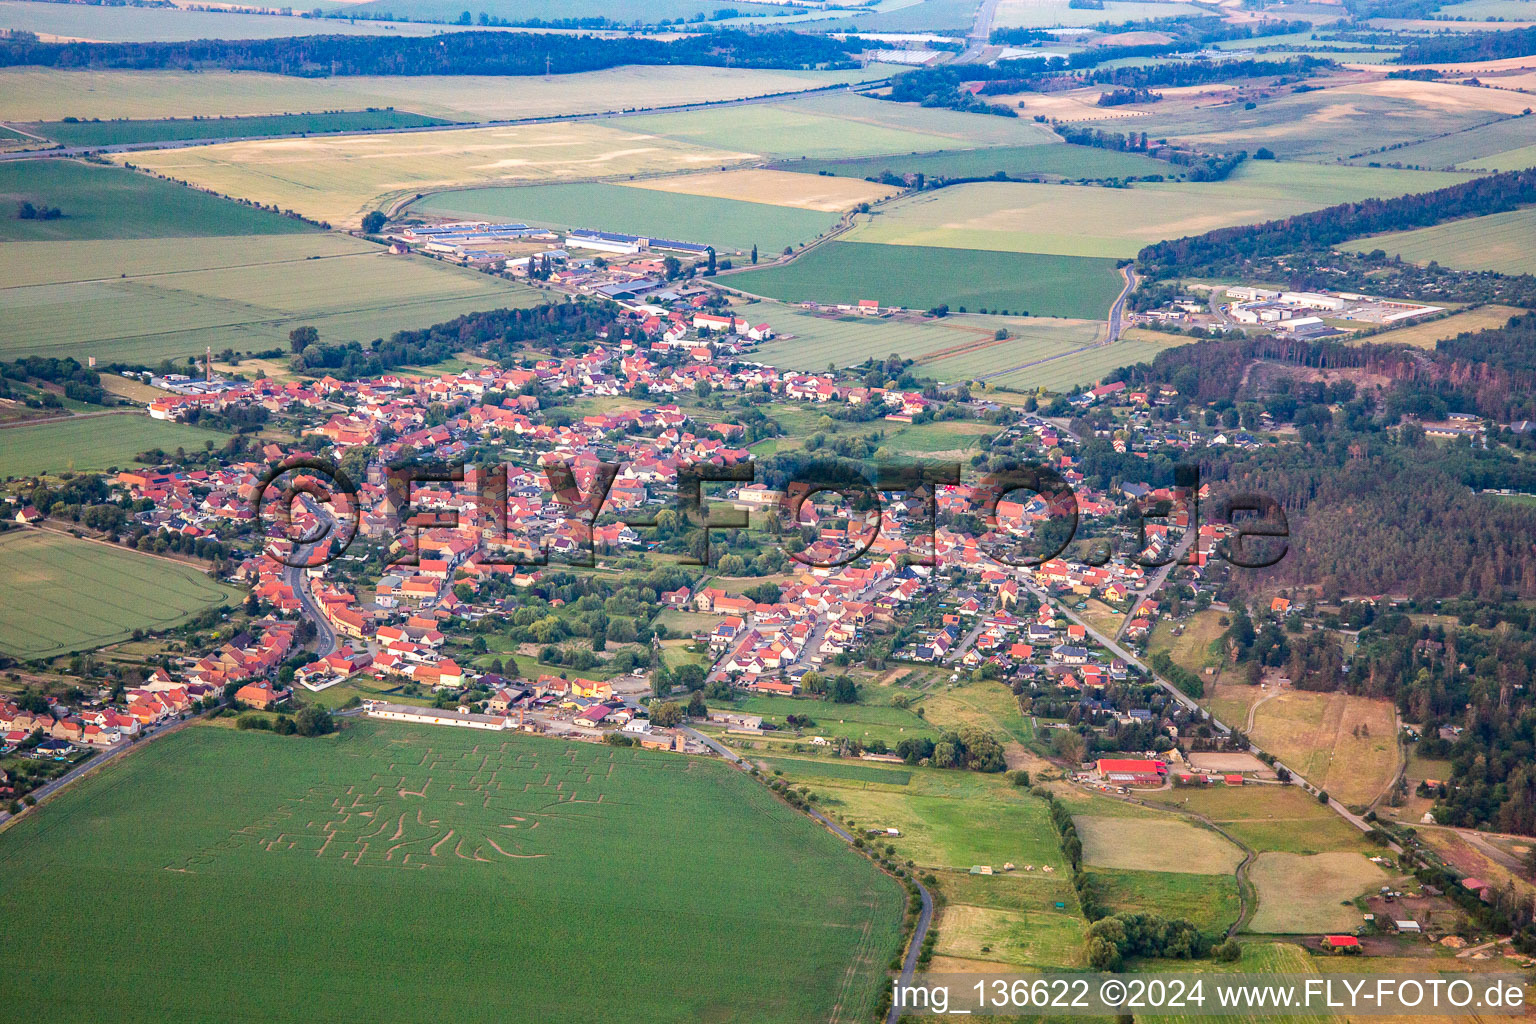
[365,703,513,731]
[1095,758,1168,785]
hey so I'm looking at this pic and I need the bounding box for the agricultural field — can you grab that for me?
[1364,305,1527,349]
[1073,815,1247,875]
[0,66,880,123]
[781,143,1177,183]
[0,721,904,1024]
[0,159,314,242]
[1346,208,1536,275]
[0,233,542,365]
[1144,784,1374,856]
[1087,868,1242,938]
[1351,113,1536,170]
[994,0,1206,29]
[1246,851,1387,934]
[728,241,1125,320]
[1222,684,1401,809]
[122,122,752,228]
[29,109,448,147]
[0,0,494,40]
[409,181,840,254]
[0,529,241,659]
[993,332,1189,392]
[843,164,1475,259]
[343,0,788,24]
[0,414,228,478]
[933,899,1088,969]
[717,692,936,747]
[622,168,898,212]
[807,0,987,32]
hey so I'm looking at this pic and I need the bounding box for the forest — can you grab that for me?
[0,29,862,77]
[1397,25,1536,64]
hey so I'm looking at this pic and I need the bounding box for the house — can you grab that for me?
[574,705,614,728]
[1095,758,1167,785]
[235,680,289,710]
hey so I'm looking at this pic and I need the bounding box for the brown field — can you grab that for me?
[1218,683,1400,808]
[1246,851,1387,933]
[120,123,752,227]
[1360,305,1524,348]
[1073,815,1246,874]
[1417,828,1536,901]
[1185,752,1268,773]
[621,168,898,212]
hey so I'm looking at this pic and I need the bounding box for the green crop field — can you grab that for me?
[1345,206,1536,274]
[780,143,1177,183]
[0,721,904,1023]
[721,692,936,746]
[994,0,1206,29]
[0,233,542,365]
[0,414,228,478]
[0,0,495,40]
[758,755,913,786]
[780,92,1059,148]
[345,0,787,24]
[1353,115,1536,171]
[729,241,1125,320]
[411,181,839,254]
[0,159,315,242]
[32,109,449,147]
[0,530,241,659]
[1088,868,1242,937]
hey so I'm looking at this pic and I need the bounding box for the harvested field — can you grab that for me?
[121,123,752,227]
[1237,686,1401,808]
[1246,851,1385,933]
[935,902,1086,968]
[622,168,898,212]
[1362,305,1527,348]
[1073,815,1246,874]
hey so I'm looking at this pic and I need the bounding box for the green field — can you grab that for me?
[1088,868,1242,938]
[758,755,913,786]
[721,692,936,746]
[0,529,241,659]
[410,181,839,254]
[345,0,787,24]
[1345,205,1536,274]
[0,721,904,1023]
[729,241,1125,320]
[993,0,1206,29]
[0,0,496,40]
[0,414,229,478]
[32,109,449,147]
[0,233,542,365]
[780,143,1178,183]
[0,159,315,241]
[1353,115,1536,171]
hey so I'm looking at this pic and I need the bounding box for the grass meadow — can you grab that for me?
[0,233,541,365]
[721,692,936,747]
[1087,868,1241,938]
[780,143,1176,183]
[0,159,314,241]
[32,109,448,147]
[0,530,240,659]
[1366,305,1525,349]
[729,241,1125,320]
[1346,208,1536,275]
[410,181,840,254]
[0,414,228,478]
[1143,784,1375,856]
[0,721,904,1023]
[1246,851,1385,934]
[1073,815,1246,875]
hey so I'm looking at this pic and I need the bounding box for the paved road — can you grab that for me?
[283,497,338,659]
[1113,526,1196,642]
[0,79,890,162]
[1108,265,1139,341]
[955,0,1002,63]
[886,874,935,1024]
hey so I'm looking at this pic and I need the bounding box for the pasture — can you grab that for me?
[1246,851,1385,934]
[0,721,904,1024]
[1347,208,1536,275]
[0,159,313,241]
[783,143,1176,183]
[623,168,898,212]
[0,530,240,659]
[410,181,839,254]
[1087,868,1241,937]
[1073,815,1246,875]
[122,123,750,227]
[0,234,541,365]
[1231,685,1401,808]
[1148,608,1227,676]
[31,109,447,147]
[0,414,227,478]
[917,680,1032,746]
[0,67,877,123]
[1144,784,1373,856]
[935,900,1087,968]
[718,692,935,747]
[728,241,1125,320]
[844,164,1475,259]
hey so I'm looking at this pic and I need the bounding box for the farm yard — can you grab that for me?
[0,529,241,659]
[0,414,228,478]
[409,181,841,255]
[121,123,754,228]
[0,232,541,365]
[1346,208,1536,275]
[728,241,1125,320]
[0,721,904,1024]
[1245,851,1387,934]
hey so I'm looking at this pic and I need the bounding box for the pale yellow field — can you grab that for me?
[935,903,1086,968]
[0,66,876,122]
[1246,851,1386,934]
[1074,815,1246,874]
[1330,77,1536,116]
[120,123,754,227]
[621,168,898,212]
[1232,684,1401,808]
[1349,54,1536,73]
[1000,87,1151,123]
[1366,305,1525,348]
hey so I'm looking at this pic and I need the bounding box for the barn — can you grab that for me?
[1096,758,1168,785]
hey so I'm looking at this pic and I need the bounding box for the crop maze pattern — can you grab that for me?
[174,741,701,870]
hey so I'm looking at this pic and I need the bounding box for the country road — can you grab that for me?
[0,78,891,162]
[1108,264,1138,341]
